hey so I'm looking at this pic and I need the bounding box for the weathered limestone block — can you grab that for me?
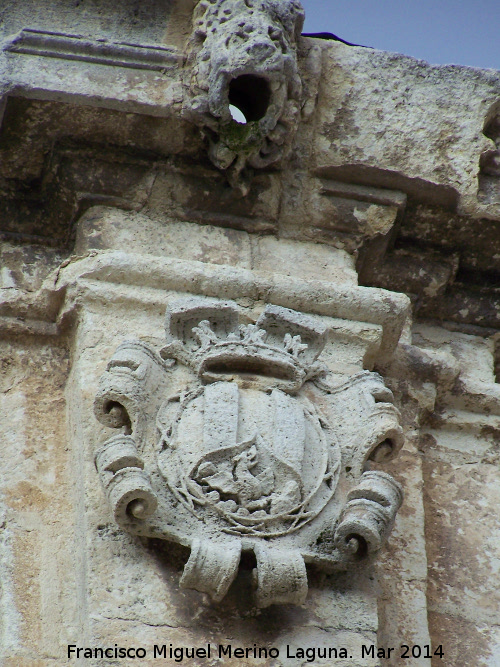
[313,44,500,221]
[0,341,79,661]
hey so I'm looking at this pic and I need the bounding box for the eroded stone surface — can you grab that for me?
[1,0,499,664]
[93,298,403,607]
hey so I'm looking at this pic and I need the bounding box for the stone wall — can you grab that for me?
[1,2,499,666]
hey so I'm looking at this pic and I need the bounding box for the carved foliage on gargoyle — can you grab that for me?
[479,107,500,204]
[184,0,305,179]
[94,298,404,607]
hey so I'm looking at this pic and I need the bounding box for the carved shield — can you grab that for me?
[157,382,340,538]
[94,297,404,606]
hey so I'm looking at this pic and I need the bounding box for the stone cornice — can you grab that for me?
[0,249,410,361]
[5,29,182,72]
[1,21,500,333]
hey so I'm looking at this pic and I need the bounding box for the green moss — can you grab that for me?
[218,119,264,154]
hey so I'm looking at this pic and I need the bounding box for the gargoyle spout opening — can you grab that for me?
[228,74,271,123]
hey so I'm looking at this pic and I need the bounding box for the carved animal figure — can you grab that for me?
[232,445,275,505]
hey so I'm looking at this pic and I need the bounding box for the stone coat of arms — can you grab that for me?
[94,298,403,606]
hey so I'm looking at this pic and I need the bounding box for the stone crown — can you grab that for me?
[160,298,328,391]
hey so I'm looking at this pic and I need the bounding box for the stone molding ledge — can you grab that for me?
[0,249,410,360]
[5,28,182,72]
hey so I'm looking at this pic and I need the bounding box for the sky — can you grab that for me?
[300,0,500,71]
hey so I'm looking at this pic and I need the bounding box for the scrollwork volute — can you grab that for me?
[94,298,404,607]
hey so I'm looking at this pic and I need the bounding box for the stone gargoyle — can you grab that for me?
[184,0,307,183]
